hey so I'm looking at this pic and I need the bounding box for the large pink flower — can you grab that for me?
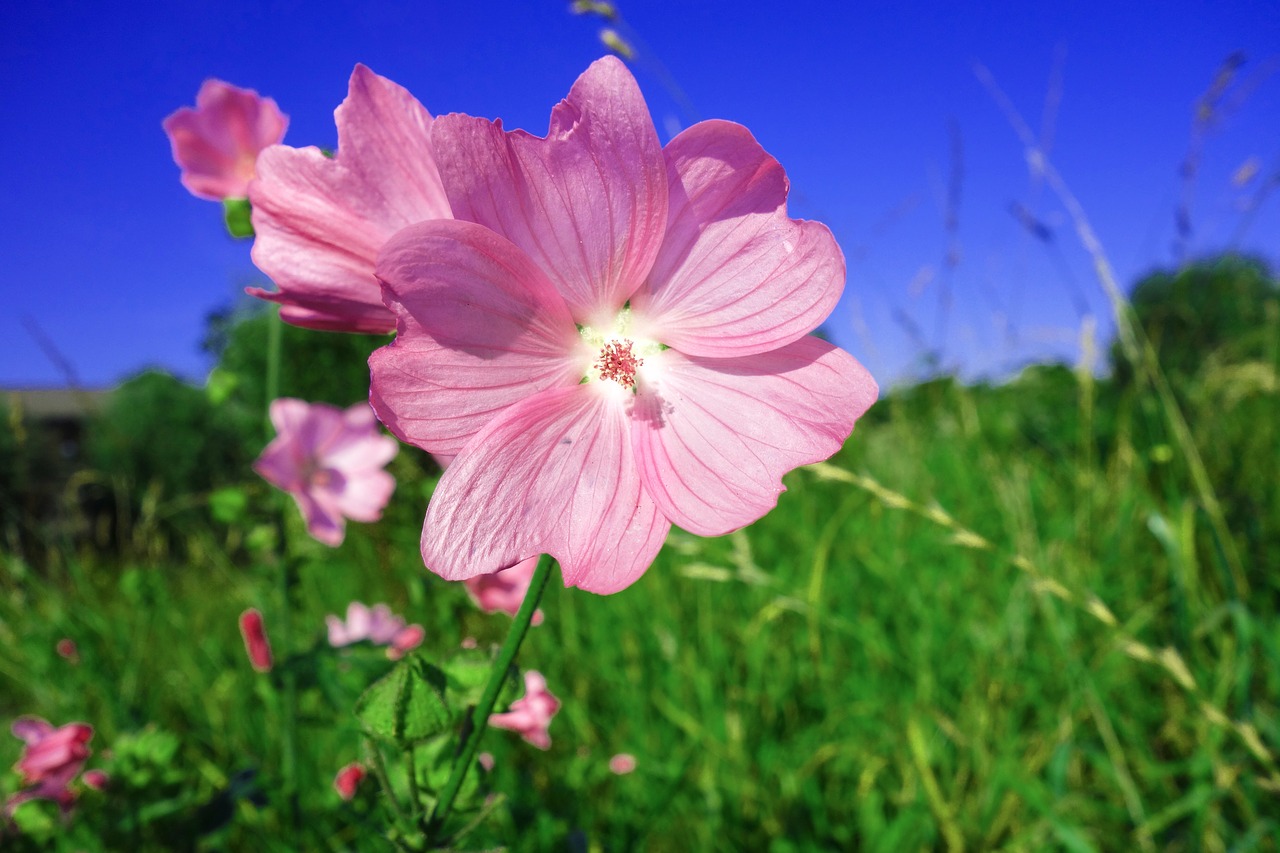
[370,57,877,594]
[253,399,398,546]
[164,79,288,201]
[247,65,451,333]
[6,717,94,814]
[488,671,560,750]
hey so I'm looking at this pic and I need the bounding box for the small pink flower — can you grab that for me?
[477,752,495,772]
[325,601,423,659]
[247,65,451,333]
[6,717,94,814]
[254,400,398,547]
[239,608,273,673]
[163,79,288,201]
[55,638,79,663]
[464,559,545,626]
[608,753,637,775]
[81,769,109,791]
[333,762,366,800]
[488,671,560,750]
[370,57,877,593]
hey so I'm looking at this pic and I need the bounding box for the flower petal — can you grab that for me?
[431,56,667,324]
[421,384,670,594]
[631,120,844,357]
[248,64,450,333]
[632,337,877,536]
[370,220,583,456]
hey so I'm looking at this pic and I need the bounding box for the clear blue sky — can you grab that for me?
[2,0,1277,390]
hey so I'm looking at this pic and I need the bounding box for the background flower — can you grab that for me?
[464,559,545,625]
[163,79,287,201]
[6,717,94,814]
[254,399,398,547]
[488,671,560,750]
[325,601,424,658]
[238,608,273,673]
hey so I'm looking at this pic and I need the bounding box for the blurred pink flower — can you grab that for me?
[464,559,545,626]
[477,752,495,772]
[325,602,424,659]
[247,64,451,333]
[333,762,366,800]
[254,399,398,547]
[370,57,877,593]
[81,769,109,791]
[163,79,287,201]
[488,671,560,750]
[55,638,78,663]
[238,608,273,673]
[608,753,637,775]
[6,717,93,814]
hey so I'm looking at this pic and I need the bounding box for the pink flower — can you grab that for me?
[477,752,495,771]
[254,400,398,547]
[163,79,288,201]
[608,753,637,775]
[238,608,273,673]
[370,57,877,593]
[247,65,451,333]
[333,762,366,800]
[55,638,78,663]
[488,671,560,750]
[81,770,109,791]
[325,602,424,659]
[464,559,545,626]
[6,718,93,813]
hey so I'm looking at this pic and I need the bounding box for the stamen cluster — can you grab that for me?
[594,340,642,388]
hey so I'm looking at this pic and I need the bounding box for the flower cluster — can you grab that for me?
[244,57,877,594]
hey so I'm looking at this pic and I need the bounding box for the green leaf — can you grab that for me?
[222,197,254,238]
[208,487,247,524]
[356,657,453,744]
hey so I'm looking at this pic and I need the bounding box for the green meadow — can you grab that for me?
[2,256,1278,850]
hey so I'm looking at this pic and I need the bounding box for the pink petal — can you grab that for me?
[238,609,274,673]
[332,469,396,523]
[431,56,667,324]
[421,384,670,594]
[333,763,366,800]
[632,120,844,357]
[248,65,450,333]
[325,614,354,647]
[632,337,877,536]
[11,717,54,745]
[370,220,583,456]
[294,487,347,546]
[164,79,287,200]
[346,602,372,639]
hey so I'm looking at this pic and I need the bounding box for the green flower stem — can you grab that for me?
[424,554,555,839]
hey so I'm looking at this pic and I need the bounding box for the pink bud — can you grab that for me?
[238,609,273,673]
[55,638,79,663]
[82,769,109,790]
[608,753,637,775]
[333,762,366,800]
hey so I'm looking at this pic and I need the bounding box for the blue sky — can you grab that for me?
[2,0,1277,390]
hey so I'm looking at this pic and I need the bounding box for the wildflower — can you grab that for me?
[477,752,495,771]
[247,65,450,333]
[81,770,109,791]
[163,79,287,201]
[254,399,398,547]
[55,638,78,663]
[6,718,94,814]
[238,608,273,673]
[333,763,366,800]
[608,753,637,775]
[464,559,545,625]
[325,602,424,659]
[488,671,560,750]
[370,57,877,592]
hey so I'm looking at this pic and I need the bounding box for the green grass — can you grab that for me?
[2,359,1278,851]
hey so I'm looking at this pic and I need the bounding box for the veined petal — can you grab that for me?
[421,385,670,595]
[249,64,450,333]
[431,56,667,324]
[632,337,877,536]
[370,220,583,456]
[632,121,844,357]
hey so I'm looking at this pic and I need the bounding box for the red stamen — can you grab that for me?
[595,340,642,388]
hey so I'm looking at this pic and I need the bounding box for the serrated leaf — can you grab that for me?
[356,657,453,744]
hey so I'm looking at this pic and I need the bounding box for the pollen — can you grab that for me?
[595,339,643,389]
